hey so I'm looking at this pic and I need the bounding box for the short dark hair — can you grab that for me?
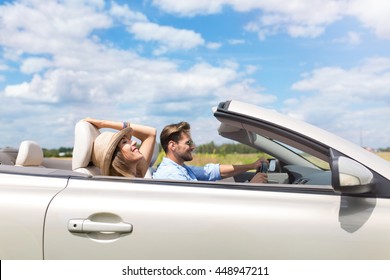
[160,121,190,153]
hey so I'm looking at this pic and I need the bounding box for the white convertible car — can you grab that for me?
[0,100,389,259]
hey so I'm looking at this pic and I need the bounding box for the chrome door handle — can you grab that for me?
[68,219,133,234]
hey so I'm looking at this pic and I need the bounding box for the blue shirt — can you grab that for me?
[152,157,221,181]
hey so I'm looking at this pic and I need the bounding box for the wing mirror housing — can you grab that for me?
[331,154,375,194]
[267,158,280,173]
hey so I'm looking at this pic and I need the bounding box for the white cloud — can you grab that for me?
[228,39,245,45]
[106,2,210,54]
[128,22,205,54]
[245,65,257,75]
[20,57,52,74]
[333,31,362,45]
[206,42,222,50]
[287,57,390,148]
[3,36,248,109]
[215,81,276,106]
[0,62,9,71]
[292,57,390,101]
[151,0,225,16]
[0,0,112,54]
[245,1,341,39]
[286,25,325,38]
[347,0,390,39]
[108,1,148,24]
[154,0,345,38]
[5,76,55,102]
[153,0,390,40]
[1,54,269,147]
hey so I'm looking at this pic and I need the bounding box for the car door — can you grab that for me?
[43,175,390,259]
[0,168,68,259]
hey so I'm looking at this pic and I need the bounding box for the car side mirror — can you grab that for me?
[331,155,374,194]
[267,158,280,172]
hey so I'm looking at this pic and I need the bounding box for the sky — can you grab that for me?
[0,0,389,149]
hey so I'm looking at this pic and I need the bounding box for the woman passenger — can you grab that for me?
[84,118,156,177]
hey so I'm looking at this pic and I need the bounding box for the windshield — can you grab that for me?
[274,140,330,170]
[249,131,331,171]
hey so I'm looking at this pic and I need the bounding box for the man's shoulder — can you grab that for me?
[153,158,182,179]
[158,157,178,167]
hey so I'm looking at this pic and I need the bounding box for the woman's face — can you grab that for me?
[118,136,143,162]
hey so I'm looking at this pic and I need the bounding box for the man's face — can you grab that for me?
[171,132,195,162]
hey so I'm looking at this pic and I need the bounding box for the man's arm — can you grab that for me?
[219,158,264,178]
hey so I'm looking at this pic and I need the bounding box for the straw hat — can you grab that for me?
[92,127,133,175]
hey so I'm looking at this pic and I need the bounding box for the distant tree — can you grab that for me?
[43,147,73,157]
[196,142,258,154]
[43,149,59,157]
[196,141,217,154]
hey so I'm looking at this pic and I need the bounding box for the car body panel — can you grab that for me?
[42,177,390,259]
[0,171,68,259]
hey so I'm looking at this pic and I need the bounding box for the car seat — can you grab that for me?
[72,121,102,175]
[144,141,159,178]
[15,140,44,167]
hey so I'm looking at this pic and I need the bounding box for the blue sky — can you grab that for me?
[0,0,389,149]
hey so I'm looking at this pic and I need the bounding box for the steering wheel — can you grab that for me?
[256,161,269,173]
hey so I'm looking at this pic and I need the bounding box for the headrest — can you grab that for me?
[72,121,101,170]
[150,141,159,167]
[15,140,44,166]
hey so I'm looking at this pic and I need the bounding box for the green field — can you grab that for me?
[154,152,270,167]
[377,152,390,161]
